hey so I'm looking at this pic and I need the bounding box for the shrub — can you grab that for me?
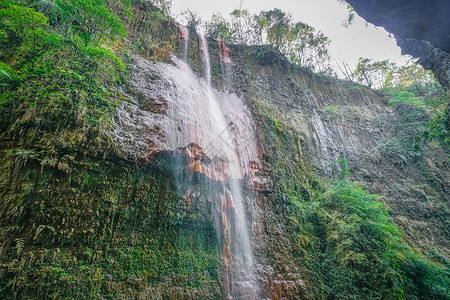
[289,179,449,299]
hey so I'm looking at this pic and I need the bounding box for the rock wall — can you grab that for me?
[344,0,450,132]
[344,0,450,53]
[224,45,450,257]
[105,39,449,298]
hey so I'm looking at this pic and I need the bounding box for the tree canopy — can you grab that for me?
[0,2,48,49]
[206,7,332,73]
[353,57,436,90]
[55,0,126,47]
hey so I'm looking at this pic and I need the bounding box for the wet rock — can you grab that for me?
[112,55,263,181]
[261,273,308,300]
[218,41,233,65]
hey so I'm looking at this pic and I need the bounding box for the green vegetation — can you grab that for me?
[54,0,127,47]
[149,0,172,16]
[205,7,332,73]
[424,91,450,149]
[0,0,128,127]
[255,100,449,299]
[323,105,339,116]
[0,2,48,50]
[382,83,449,151]
[0,153,220,298]
[353,58,435,90]
[288,176,449,299]
[1,0,449,299]
[0,1,219,298]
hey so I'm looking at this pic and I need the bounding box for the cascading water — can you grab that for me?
[113,26,357,300]
[180,26,190,61]
[199,35,258,299]
[117,30,263,298]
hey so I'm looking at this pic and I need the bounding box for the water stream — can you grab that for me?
[180,26,190,61]
[124,29,261,298]
[114,29,267,298]
[199,35,258,299]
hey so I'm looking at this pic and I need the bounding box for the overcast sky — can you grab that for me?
[171,0,411,73]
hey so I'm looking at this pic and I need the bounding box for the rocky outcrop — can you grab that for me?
[345,0,450,53]
[398,38,450,90]
[226,45,450,257]
[112,55,264,185]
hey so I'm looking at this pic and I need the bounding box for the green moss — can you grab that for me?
[0,151,222,299]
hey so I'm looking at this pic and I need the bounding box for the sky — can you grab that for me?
[170,0,412,74]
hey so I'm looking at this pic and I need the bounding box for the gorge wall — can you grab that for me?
[0,3,449,300]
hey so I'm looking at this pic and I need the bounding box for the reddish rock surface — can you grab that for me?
[113,55,268,189]
[219,41,233,64]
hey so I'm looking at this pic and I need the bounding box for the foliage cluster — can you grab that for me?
[255,102,449,299]
[0,1,222,298]
[382,84,449,151]
[148,0,172,17]
[0,0,129,135]
[351,58,436,90]
[204,7,332,73]
[53,0,127,47]
[288,177,449,299]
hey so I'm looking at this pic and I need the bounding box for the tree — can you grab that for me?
[342,4,356,28]
[286,22,331,72]
[263,8,292,50]
[205,6,331,73]
[353,58,435,90]
[396,64,435,90]
[0,3,48,49]
[230,8,253,44]
[206,13,235,43]
[150,0,172,16]
[252,12,268,45]
[336,59,355,82]
[353,58,395,89]
[181,9,201,31]
[55,0,126,47]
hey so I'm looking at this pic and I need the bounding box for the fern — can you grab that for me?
[0,68,11,80]
[15,238,25,255]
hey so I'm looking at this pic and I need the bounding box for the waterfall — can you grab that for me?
[127,29,261,298]
[218,41,233,90]
[180,26,190,61]
[200,36,212,86]
[199,35,258,299]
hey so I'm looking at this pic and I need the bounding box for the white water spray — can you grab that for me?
[200,35,258,299]
[180,26,190,61]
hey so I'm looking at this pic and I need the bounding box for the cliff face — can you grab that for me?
[225,45,450,256]
[101,38,449,298]
[0,3,449,300]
